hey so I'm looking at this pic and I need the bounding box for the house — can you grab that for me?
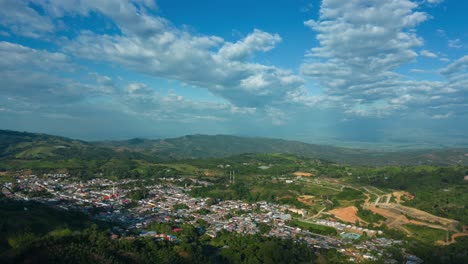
[167,235,178,241]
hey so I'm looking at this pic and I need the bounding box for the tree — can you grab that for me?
[258,223,271,234]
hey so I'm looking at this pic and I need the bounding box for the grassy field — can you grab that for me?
[405,224,448,244]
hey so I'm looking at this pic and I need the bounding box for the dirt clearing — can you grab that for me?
[392,191,414,204]
[366,204,458,234]
[297,195,316,206]
[293,171,315,177]
[203,170,219,177]
[328,206,367,225]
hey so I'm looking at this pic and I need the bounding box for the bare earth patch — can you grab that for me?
[328,206,367,224]
[392,191,414,204]
[297,195,316,206]
[293,171,315,177]
[203,170,218,177]
[278,195,294,201]
[365,203,458,235]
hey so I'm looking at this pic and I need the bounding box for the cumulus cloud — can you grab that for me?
[0,40,259,128]
[0,41,114,112]
[0,41,85,105]
[23,0,303,109]
[302,0,427,93]
[0,41,70,71]
[0,1,301,129]
[0,0,55,38]
[439,56,468,107]
[420,50,438,58]
[0,0,467,143]
[440,55,468,77]
[300,0,464,119]
[118,81,274,126]
[218,29,281,61]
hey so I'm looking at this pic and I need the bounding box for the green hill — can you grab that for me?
[0,130,141,162]
[98,134,468,166]
[1,130,468,166]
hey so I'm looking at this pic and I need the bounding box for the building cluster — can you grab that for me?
[3,172,408,263]
[315,219,382,236]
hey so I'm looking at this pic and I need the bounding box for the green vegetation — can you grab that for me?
[2,129,468,166]
[350,165,468,224]
[356,208,386,225]
[3,132,466,227]
[405,224,448,244]
[128,186,150,200]
[290,220,337,236]
[212,232,317,264]
[408,236,468,264]
[0,198,323,264]
[354,201,386,224]
[334,187,364,200]
[173,203,189,210]
[196,208,211,215]
[1,129,468,263]
[258,223,272,234]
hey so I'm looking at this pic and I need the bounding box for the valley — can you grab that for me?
[0,130,467,263]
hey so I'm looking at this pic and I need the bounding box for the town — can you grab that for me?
[1,171,422,263]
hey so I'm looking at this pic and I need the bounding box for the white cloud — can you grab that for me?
[439,57,450,62]
[431,112,452,119]
[126,83,154,94]
[0,1,303,126]
[448,39,462,49]
[426,0,444,4]
[0,40,261,127]
[1,0,467,140]
[49,3,303,108]
[302,0,427,94]
[299,0,465,118]
[218,29,281,61]
[0,41,115,109]
[119,81,263,124]
[0,0,55,38]
[420,50,438,58]
[0,41,70,71]
[410,69,427,73]
[440,55,468,77]
[4,1,301,111]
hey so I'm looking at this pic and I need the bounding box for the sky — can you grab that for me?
[0,0,467,147]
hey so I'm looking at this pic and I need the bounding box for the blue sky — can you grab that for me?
[0,0,467,147]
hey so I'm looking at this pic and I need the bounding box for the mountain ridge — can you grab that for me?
[1,129,468,166]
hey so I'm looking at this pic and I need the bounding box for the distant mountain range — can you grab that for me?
[1,129,467,166]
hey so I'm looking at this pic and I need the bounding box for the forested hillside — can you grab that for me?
[2,130,468,166]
